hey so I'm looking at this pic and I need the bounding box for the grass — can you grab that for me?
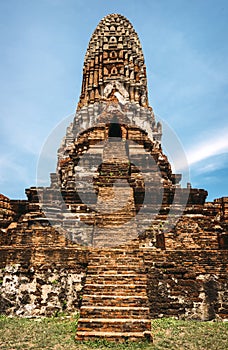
[0,315,227,349]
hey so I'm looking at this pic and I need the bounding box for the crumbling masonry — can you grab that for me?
[0,14,227,342]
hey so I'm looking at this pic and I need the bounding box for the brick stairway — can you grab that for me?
[92,138,137,247]
[76,245,152,342]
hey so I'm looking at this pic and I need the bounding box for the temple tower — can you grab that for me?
[0,12,227,342]
[55,14,197,249]
[53,15,208,340]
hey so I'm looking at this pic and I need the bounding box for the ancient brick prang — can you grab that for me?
[0,12,227,343]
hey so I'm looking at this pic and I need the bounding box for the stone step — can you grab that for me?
[91,237,138,248]
[83,282,147,288]
[76,244,152,341]
[88,255,143,262]
[82,295,149,307]
[86,268,144,277]
[89,250,142,258]
[89,251,143,257]
[88,256,143,264]
[76,330,152,342]
[92,219,136,227]
[77,318,151,333]
[87,266,145,274]
[88,262,144,268]
[80,306,150,318]
[85,274,147,284]
[83,284,147,295]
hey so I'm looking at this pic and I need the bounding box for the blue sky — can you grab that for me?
[0,0,227,201]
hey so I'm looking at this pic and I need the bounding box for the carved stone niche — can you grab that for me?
[110,51,118,59]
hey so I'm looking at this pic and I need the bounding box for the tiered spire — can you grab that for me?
[77,14,149,110]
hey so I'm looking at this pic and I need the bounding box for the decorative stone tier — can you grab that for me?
[57,102,162,168]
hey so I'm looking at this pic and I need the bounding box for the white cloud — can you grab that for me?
[187,131,228,166]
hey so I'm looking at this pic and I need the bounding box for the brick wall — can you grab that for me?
[144,249,228,320]
[0,247,88,316]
